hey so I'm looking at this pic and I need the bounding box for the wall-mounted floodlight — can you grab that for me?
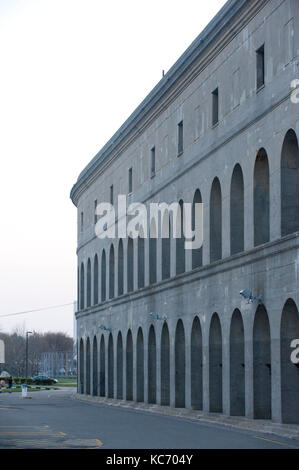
[150,312,167,322]
[99,324,112,332]
[240,289,262,304]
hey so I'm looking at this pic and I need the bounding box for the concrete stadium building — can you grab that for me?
[70,0,299,424]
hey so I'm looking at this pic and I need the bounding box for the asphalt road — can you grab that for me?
[0,388,298,449]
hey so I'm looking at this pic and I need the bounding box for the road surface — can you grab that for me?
[0,388,297,449]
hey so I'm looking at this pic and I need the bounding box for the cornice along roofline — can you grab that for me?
[70,0,251,206]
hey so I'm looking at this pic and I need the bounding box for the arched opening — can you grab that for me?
[138,236,145,289]
[176,200,185,275]
[127,238,134,293]
[281,129,299,236]
[161,323,170,406]
[253,305,271,419]
[191,317,203,410]
[86,337,90,395]
[192,190,203,269]
[108,333,114,398]
[79,338,84,394]
[87,259,91,308]
[101,250,106,302]
[230,309,245,416]
[254,149,270,247]
[100,335,105,397]
[118,240,124,296]
[175,320,185,408]
[92,336,98,396]
[149,218,157,285]
[136,328,144,402]
[80,263,85,310]
[126,330,133,400]
[209,313,222,412]
[230,165,244,255]
[210,178,222,263]
[109,245,115,299]
[93,255,99,305]
[162,211,171,280]
[117,332,123,399]
[148,325,156,404]
[281,299,299,424]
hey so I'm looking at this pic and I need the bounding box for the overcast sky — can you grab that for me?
[0,0,226,337]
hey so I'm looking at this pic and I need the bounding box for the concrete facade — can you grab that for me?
[71,0,299,424]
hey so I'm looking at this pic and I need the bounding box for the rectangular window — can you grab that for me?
[110,185,114,205]
[256,44,265,90]
[178,120,184,155]
[212,88,219,126]
[80,211,84,232]
[94,200,97,225]
[151,147,156,177]
[128,167,133,194]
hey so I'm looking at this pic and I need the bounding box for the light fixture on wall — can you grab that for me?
[240,289,262,304]
[99,324,112,332]
[150,312,167,322]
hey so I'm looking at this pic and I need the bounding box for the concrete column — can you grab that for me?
[269,140,281,242]
[144,330,149,403]
[105,334,109,397]
[133,238,138,292]
[113,333,118,399]
[156,328,162,405]
[271,308,282,423]
[185,323,192,409]
[202,196,210,266]
[244,306,254,419]
[115,244,119,300]
[124,240,128,295]
[202,325,210,412]
[83,339,87,394]
[170,329,176,407]
[156,237,162,283]
[132,334,137,402]
[222,181,230,259]
[244,162,254,251]
[222,319,230,415]
[144,237,150,287]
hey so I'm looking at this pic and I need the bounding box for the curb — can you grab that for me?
[72,393,299,442]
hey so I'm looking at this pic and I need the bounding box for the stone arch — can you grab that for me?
[281,129,299,236]
[86,337,91,395]
[254,149,270,247]
[192,190,203,269]
[127,238,134,293]
[191,316,203,410]
[230,309,245,416]
[281,299,299,424]
[117,332,123,399]
[118,239,124,296]
[109,245,115,299]
[210,178,222,263]
[100,335,105,397]
[149,218,157,285]
[161,323,170,406]
[79,338,84,394]
[136,328,144,402]
[80,263,85,310]
[126,330,133,400]
[93,255,99,305]
[108,333,114,398]
[230,164,244,255]
[209,313,223,412]
[162,211,171,280]
[92,336,98,396]
[253,305,271,419]
[148,325,157,404]
[87,259,91,308]
[101,250,106,302]
[175,319,186,408]
[176,200,185,275]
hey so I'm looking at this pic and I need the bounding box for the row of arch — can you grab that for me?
[79,298,299,424]
[79,129,299,310]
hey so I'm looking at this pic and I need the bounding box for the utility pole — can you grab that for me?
[25,331,32,382]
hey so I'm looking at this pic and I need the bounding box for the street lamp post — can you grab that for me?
[25,331,32,382]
